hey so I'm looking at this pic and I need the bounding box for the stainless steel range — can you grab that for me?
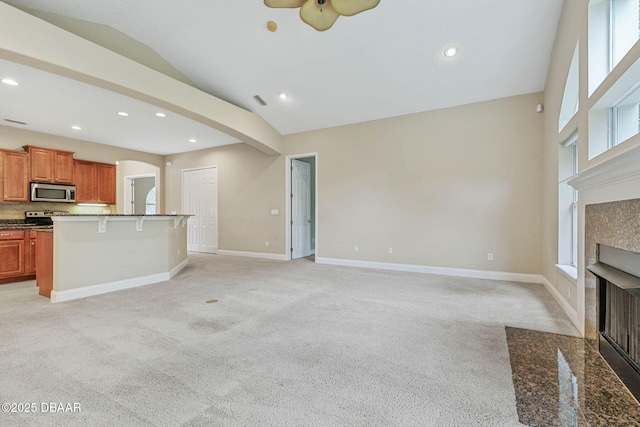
[25,210,70,225]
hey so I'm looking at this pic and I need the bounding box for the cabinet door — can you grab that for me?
[74,160,96,203]
[29,147,53,182]
[3,152,29,202]
[26,232,37,275]
[53,151,74,184]
[96,163,116,204]
[36,231,53,297]
[0,238,25,278]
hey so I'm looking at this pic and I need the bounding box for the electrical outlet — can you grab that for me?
[354,245,359,252]
[568,287,571,298]
[388,247,393,254]
[265,241,269,247]
[487,253,494,261]
[178,249,181,255]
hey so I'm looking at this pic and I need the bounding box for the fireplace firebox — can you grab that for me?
[587,244,640,401]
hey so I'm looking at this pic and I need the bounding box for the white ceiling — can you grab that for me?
[1,0,565,155]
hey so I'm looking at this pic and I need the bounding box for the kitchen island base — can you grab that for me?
[49,215,189,302]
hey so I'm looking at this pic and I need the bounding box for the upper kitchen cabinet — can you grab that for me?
[0,150,29,202]
[74,160,116,205]
[24,146,74,184]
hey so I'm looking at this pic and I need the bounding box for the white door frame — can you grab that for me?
[182,166,219,253]
[285,153,318,260]
[124,173,156,215]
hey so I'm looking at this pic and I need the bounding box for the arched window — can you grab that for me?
[145,187,156,214]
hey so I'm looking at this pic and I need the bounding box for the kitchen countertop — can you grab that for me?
[58,214,191,217]
[0,220,53,230]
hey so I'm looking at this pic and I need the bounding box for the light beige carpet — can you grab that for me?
[0,253,578,426]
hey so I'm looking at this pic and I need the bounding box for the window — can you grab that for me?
[611,83,640,146]
[145,187,156,214]
[559,134,578,269]
[559,43,580,132]
[589,0,640,94]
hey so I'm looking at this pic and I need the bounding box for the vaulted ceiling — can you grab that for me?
[0,1,564,155]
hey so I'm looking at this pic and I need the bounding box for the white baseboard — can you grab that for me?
[542,276,580,328]
[169,258,189,278]
[50,260,189,303]
[217,249,288,261]
[315,257,544,284]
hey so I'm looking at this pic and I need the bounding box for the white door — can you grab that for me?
[291,159,311,259]
[183,167,218,253]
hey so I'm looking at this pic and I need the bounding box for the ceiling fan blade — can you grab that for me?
[264,0,305,8]
[300,0,339,31]
[331,0,380,16]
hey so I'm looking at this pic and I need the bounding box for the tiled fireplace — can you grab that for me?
[569,144,640,402]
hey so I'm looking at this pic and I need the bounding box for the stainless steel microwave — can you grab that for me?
[30,182,76,203]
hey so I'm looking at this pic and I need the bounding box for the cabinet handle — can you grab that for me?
[31,241,35,245]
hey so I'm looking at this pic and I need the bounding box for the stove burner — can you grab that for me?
[25,210,69,224]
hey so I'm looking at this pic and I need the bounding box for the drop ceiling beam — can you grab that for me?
[0,2,283,155]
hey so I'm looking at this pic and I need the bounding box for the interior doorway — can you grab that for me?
[125,175,156,214]
[182,166,218,254]
[119,160,161,215]
[286,154,317,260]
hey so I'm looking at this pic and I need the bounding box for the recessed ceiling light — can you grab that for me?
[155,112,166,117]
[117,111,129,117]
[189,138,197,143]
[279,92,288,99]
[2,78,19,86]
[71,126,81,130]
[444,46,458,57]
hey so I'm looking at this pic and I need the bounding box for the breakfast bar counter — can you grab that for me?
[47,214,190,302]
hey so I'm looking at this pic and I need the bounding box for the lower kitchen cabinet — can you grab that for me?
[0,229,39,285]
[36,231,53,298]
[0,230,27,281]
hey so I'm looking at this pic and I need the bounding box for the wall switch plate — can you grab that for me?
[265,241,269,247]
[354,245,359,252]
[270,209,279,215]
[487,253,494,261]
[388,247,393,254]
[568,287,571,298]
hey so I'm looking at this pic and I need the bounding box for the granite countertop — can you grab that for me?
[0,220,53,230]
[59,214,191,217]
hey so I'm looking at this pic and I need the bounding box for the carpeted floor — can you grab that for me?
[0,253,579,426]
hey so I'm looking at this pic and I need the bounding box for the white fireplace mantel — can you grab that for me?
[568,144,640,197]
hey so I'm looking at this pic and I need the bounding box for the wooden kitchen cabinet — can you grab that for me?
[74,159,116,204]
[24,146,74,184]
[36,231,53,298]
[96,162,116,204]
[0,230,26,280]
[26,230,37,275]
[0,150,29,202]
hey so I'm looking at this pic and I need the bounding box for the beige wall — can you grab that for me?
[165,143,286,254]
[285,93,544,273]
[168,93,544,275]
